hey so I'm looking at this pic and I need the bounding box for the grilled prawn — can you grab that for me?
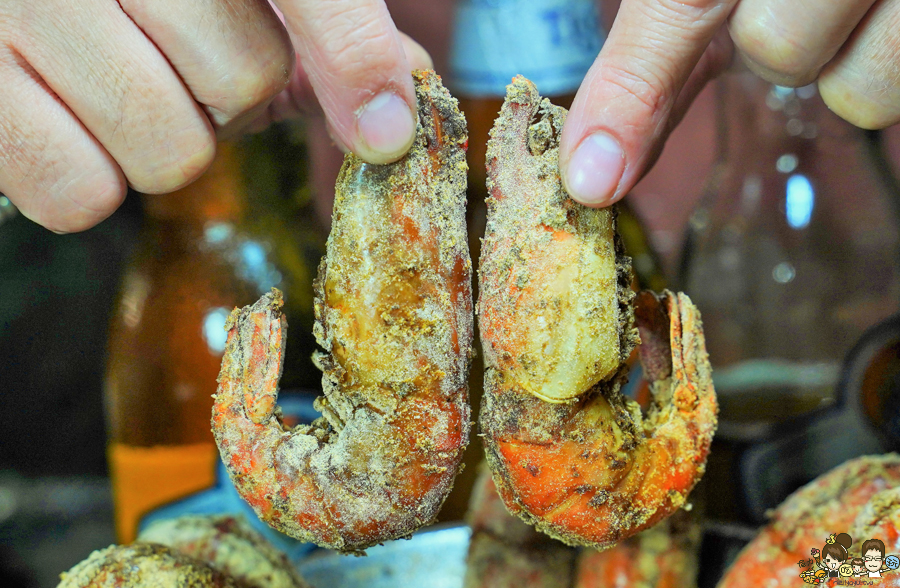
[478,76,717,550]
[212,70,472,552]
[719,454,900,587]
[463,462,701,588]
[58,514,310,588]
[57,543,236,588]
[573,509,701,588]
[464,465,576,588]
[138,515,310,588]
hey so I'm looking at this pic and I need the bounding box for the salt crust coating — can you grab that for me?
[58,515,312,588]
[478,76,628,405]
[57,543,236,588]
[719,454,900,588]
[478,76,716,551]
[139,515,310,588]
[213,69,473,553]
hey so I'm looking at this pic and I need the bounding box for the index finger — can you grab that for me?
[272,0,418,164]
[560,0,737,206]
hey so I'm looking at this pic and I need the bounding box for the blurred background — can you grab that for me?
[4,0,900,587]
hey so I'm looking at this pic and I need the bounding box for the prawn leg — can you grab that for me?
[478,76,717,550]
[213,70,472,552]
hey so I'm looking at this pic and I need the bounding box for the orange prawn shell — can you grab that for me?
[719,455,900,588]
[477,76,717,551]
[212,70,473,552]
[477,81,623,405]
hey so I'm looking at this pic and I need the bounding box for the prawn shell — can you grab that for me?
[463,466,577,588]
[57,543,236,588]
[478,78,628,404]
[213,70,472,552]
[719,454,900,587]
[478,76,716,551]
[138,514,311,588]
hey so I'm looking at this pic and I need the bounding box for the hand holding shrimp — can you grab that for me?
[478,77,717,550]
[212,70,472,552]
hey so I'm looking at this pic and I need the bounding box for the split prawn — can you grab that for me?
[212,70,472,552]
[478,76,717,550]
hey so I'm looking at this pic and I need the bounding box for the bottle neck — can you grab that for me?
[141,141,246,223]
[448,0,603,99]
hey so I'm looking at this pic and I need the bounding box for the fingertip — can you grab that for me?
[277,0,419,165]
[354,90,417,164]
[561,131,626,207]
[558,0,733,208]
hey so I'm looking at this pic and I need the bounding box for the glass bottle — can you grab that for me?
[679,71,900,522]
[449,0,605,258]
[104,124,325,543]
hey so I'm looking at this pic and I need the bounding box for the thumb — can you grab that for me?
[560,0,737,206]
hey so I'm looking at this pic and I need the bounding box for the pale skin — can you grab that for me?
[865,548,884,576]
[0,0,898,233]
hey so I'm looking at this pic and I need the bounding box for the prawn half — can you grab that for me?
[478,76,717,550]
[212,70,473,552]
[138,515,310,588]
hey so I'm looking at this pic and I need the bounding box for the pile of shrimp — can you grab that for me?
[57,514,310,588]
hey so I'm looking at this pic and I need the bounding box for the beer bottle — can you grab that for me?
[104,125,324,543]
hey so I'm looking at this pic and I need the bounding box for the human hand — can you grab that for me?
[560,0,900,208]
[0,0,430,233]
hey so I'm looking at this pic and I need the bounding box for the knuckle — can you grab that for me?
[600,61,671,116]
[731,16,818,85]
[44,178,126,233]
[124,126,216,194]
[313,5,400,79]
[828,100,899,130]
[820,80,900,130]
[0,149,126,233]
[212,41,294,119]
[819,31,900,130]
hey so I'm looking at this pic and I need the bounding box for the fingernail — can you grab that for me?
[564,132,625,205]
[357,92,416,162]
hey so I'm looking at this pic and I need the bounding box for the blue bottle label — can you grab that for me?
[449,0,604,97]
